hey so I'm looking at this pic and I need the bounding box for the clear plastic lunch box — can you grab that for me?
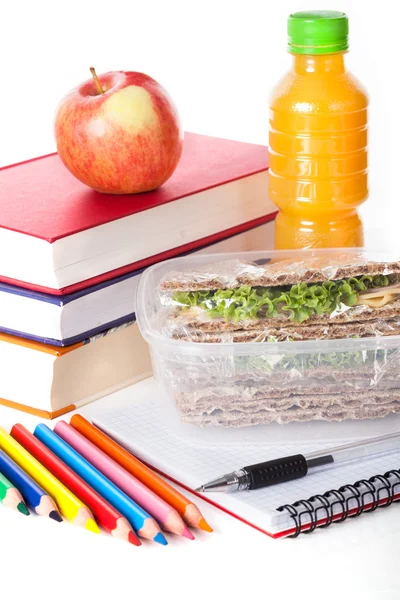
[136,249,400,439]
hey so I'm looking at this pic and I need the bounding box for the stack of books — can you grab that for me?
[0,132,275,418]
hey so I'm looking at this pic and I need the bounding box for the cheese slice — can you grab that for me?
[356,284,400,308]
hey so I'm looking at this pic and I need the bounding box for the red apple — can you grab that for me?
[54,68,183,194]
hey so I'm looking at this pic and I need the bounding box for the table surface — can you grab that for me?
[0,376,399,600]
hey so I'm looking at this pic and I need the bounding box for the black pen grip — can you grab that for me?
[244,454,308,489]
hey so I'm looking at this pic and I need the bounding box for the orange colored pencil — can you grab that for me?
[70,415,213,532]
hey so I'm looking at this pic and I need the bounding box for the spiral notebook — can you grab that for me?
[91,398,400,538]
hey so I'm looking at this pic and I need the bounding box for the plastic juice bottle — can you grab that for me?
[269,11,368,249]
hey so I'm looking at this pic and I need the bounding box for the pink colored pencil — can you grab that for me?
[54,421,194,539]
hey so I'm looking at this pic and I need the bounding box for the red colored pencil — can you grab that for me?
[11,424,140,546]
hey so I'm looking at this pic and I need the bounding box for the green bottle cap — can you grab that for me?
[288,10,349,55]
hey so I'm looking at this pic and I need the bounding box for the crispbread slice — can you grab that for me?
[180,403,400,427]
[160,254,400,291]
[169,318,400,342]
[176,389,400,427]
[176,382,400,413]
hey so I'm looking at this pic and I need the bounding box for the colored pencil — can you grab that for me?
[11,424,140,546]
[0,427,99,533]
[71,414,213,532]
[51,421,193,539]
[35,423,168,545]
[0,448,62,521]
[0,471,30,515]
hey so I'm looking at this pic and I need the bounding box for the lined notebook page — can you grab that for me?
[92,399,400,535]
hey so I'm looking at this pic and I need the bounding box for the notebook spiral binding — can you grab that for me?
[277,469,400,538]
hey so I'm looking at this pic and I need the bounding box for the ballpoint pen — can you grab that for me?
[196,431,400,492]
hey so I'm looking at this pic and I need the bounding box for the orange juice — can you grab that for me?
[269,11,368,249]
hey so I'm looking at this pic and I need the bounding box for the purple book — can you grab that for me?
[0,269,139,346]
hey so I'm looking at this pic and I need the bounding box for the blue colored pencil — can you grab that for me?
[0,449,62,522]
[34,424,167,545]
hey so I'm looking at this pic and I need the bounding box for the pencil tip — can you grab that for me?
[128,531,141,546]
[195,487,202,492]
[182,526,195,540]
[154,532,168,546]
[49,510,63,523]
[17,502,30,516]
[86,518,100,534]
[198,518,213,532]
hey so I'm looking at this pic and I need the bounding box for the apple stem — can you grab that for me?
[90,67,104,95]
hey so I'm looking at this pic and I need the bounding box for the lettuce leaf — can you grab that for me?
[172,275,390,323]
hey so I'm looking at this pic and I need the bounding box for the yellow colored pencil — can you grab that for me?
[0,427,99,533]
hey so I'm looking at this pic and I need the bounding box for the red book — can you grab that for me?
[0,132,273,294]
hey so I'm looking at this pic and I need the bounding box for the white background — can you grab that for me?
[1,1,400,598]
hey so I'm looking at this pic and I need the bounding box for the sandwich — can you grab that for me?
[160,253,400,341]
[158,253,400,427]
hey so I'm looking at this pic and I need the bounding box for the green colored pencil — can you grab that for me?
[0,471,30,515]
